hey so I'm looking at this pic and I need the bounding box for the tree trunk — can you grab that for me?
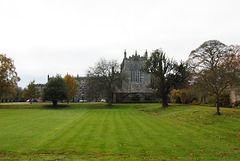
[216,96,221,115]
[107,101,112,106]
[52,100,58,106]
[162,94,168,108]
[107,90,112,106]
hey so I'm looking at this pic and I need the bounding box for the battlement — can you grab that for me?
[124,50,148,61]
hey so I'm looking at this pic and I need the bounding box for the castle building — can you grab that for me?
[114,50,154,103]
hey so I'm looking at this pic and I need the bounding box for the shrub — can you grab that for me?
[180,90,192,104]
[208,93,230,107]
[192,100,199,105]
[144,94,157,101]
[171,89,192,104]
[130,95,140,102]
[122,100,158,103]
[234,100,240,109]
[171,89,181,103]
[219,93,230,107]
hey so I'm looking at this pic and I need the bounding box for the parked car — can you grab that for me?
[32,99,38,102]
[26,99,38,103]
[101,99,106,102]
[79,100,87,103]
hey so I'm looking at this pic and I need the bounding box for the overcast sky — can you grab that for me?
[0,0,240,88]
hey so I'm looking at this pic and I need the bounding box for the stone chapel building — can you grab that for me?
[114,50,154,103]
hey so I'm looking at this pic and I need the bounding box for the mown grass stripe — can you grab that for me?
[37,110,92,152]
[126,109,216,159]
[119,109,145,158]
[0,110,69,151]
[119,109,149,159]
[112,109,127,155]
[0,103,239,160]
[77,109,105,153]
[17,110,88,153]
[104,109,121,154]
[97,109,109,153]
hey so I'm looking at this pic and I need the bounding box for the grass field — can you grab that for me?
[0,103,239,160]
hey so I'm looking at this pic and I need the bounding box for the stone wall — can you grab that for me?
[230,88,240,104]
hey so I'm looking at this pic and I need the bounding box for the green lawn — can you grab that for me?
[0,103,239,160]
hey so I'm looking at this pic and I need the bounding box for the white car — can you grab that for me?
[101,99,106,102]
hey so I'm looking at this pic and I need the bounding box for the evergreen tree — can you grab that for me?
[144,49,189,107]
[43,75,68,106]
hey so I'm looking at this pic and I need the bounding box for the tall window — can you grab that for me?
[131,64,141,82]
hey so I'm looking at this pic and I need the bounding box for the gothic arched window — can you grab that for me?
[131,64,141,82]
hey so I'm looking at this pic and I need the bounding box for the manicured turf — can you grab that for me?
[0,103,239,160]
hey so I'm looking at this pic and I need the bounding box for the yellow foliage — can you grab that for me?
[64,74,79,101]
[171,89,192,104]
[171,89,181,99]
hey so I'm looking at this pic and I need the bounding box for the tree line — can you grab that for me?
[1,40,239,114]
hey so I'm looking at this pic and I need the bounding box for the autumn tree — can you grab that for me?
[188,40,240,115]
[22,80,41,103]
[43,75,68,106]
[0,54,20,101]
[144,49,189,107]
[87,59,126,106]
[63,74,79,103]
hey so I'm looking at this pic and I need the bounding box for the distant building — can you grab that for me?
[36,83,45,99]
[74,76,87,102]
[114,50,154,103]
[39,51,240,105]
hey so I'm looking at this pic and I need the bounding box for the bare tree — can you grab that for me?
[86,59,126,106]
[188,40,240,115]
